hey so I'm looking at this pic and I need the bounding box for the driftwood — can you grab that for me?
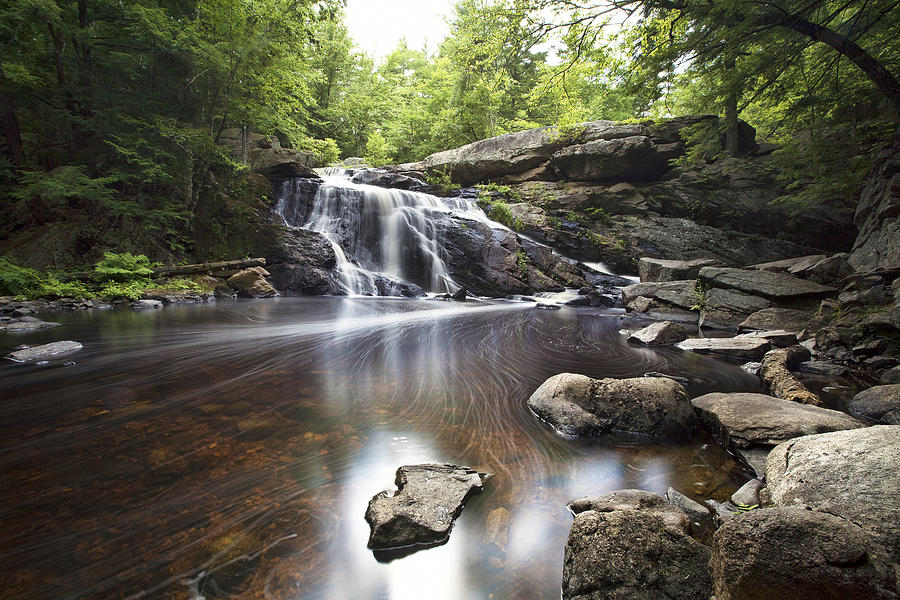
[59,258,266,281]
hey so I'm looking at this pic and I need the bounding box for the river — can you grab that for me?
[0,297,760,599]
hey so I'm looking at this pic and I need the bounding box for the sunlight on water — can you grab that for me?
[0,298,760,599]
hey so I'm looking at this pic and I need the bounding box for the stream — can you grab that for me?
[0,297,761,599]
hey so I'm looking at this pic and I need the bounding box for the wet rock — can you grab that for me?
[565,287,617,307]
[676,337,772,361]
[766,425,900,557]
[710,507,897,600]
[5,341,83,362]
[730,479,763,507]
[527,374,697,439]
[758,346,820,405]
[880,365,900,384]
[738,307,815,332]
[0,319,62,332]
[451,286,468,302]
[563,489,712,600]
[349,168,427,190]
[365,464,487,550]
[666,487,714,537]
[638,257,720,282]
[627,321,688,345]
[482,507,510,552]
[735,329,798,347]
[698,267,836,301]
[847,385,900,424]
[131,299,163,310]
[691,392,863,476]
[798,360,849,377]
[226,267,279,298]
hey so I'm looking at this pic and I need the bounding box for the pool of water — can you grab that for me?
[0,297,760,599]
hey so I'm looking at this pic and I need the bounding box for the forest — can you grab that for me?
[1,0,898,272]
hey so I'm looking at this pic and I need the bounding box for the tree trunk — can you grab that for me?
[723,54,740,156]
[0,64,25,169]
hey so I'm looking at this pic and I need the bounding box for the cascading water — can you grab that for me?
[275,169,486,296]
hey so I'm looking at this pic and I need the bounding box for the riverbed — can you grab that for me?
[0,298,760,599]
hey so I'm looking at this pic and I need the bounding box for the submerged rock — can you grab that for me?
[711,507,897,600]
[563,490,712,600]
[527,373,697,439]
[365,464,488,551]
[766,425,900,556]
[5,340,83,362]
[691,392,863,476]
[0,319,62,332]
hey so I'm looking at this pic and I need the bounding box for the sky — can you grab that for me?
[344,0,455,60]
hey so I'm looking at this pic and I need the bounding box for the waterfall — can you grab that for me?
[275,169,485,296]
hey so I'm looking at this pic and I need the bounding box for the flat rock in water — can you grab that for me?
[563,490,712,600]
[527,374,697,439]
[676,337,771,360]
[5,340,83,362]
[699,267,836,300]
[799,360,849,377]
[711,507,897,600]
[365,464,487,550]
[691,392,863,476]
[847,385,900,424]
[735,329,798,347]
[766,425,900,557]
[738,307,815,332]
[627,321,688,345]
[0,320,62,332]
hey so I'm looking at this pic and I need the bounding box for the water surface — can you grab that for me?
[0,298,759,599]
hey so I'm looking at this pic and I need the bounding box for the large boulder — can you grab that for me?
[738,307,816,332]
[698,267,836,302]
[691,392,863,476]
[263,227,341,295]
[710,507,897,600]
[701,287,772,330]
[848,385,900,424]
[218,128,320,182]
[563,490,713,600]
[627,321,689,346]
[638,257,720,282]
[226,267,279,298]
[766,425,900,556]
[365,464,487,550]
[550,135,682,182]
[849,128,900,272]
[527,374,697,439]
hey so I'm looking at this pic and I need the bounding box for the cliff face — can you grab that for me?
[849,128,900,272]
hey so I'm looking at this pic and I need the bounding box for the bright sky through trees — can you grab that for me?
[344,0,454,58]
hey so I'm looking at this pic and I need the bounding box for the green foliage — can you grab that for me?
[96,280,153,301]
[364,131,396,166]
[477,196,524,231]
[475,183,522,202]
[424,168,461,195]
[690,282,711,311]
[93,252,156,282]
[10,167,118,214]
[515,250,529,280]
[584,207,612,226]
[0,258,88,298]
[302,137,341,166]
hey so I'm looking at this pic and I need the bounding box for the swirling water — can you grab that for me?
[0,298,761,599]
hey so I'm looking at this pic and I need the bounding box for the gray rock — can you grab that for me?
[365,464,487,550]
[5,341,83,362]
[749,254,827,273]
[805,254,854,284]
[730,479,763,507]
[699,266,836,301]
[798,360,849,377]
[848,385,900,424]
[741,362,761,375]
[621,280,696,308]
[666,487,714,537]
[677,337,772,361]
[0,319,62,332]
[551,135,681,182]
[880,365,900,384]
[738,307,815,332]
[627,321,688,345]
[527,374,697,439]
[638,257,721,282]
[564,489,712,600]
[766,425,900,557]
[701,287,772,329]
[710,507,897,600]
[848,131,900,272]
[735,329,798,347]
[691,392,863,476]
[132,299,163,309]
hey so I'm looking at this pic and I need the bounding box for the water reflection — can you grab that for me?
[0,298,759,599]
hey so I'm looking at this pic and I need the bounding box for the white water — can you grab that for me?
[275,169,487,296]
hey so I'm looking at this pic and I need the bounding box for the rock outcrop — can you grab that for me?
[365,464,488,551]
[5,341,83,362]
[638,257,720,282]
[563,490,712,600]
[677,337,772,361]
[219,128,319,181]
[848,384,900,424]
[711,507,897,600]
[527,374,697,439]
[766,425,900,556]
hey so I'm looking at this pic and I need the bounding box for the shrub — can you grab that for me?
[93,252,156,282]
